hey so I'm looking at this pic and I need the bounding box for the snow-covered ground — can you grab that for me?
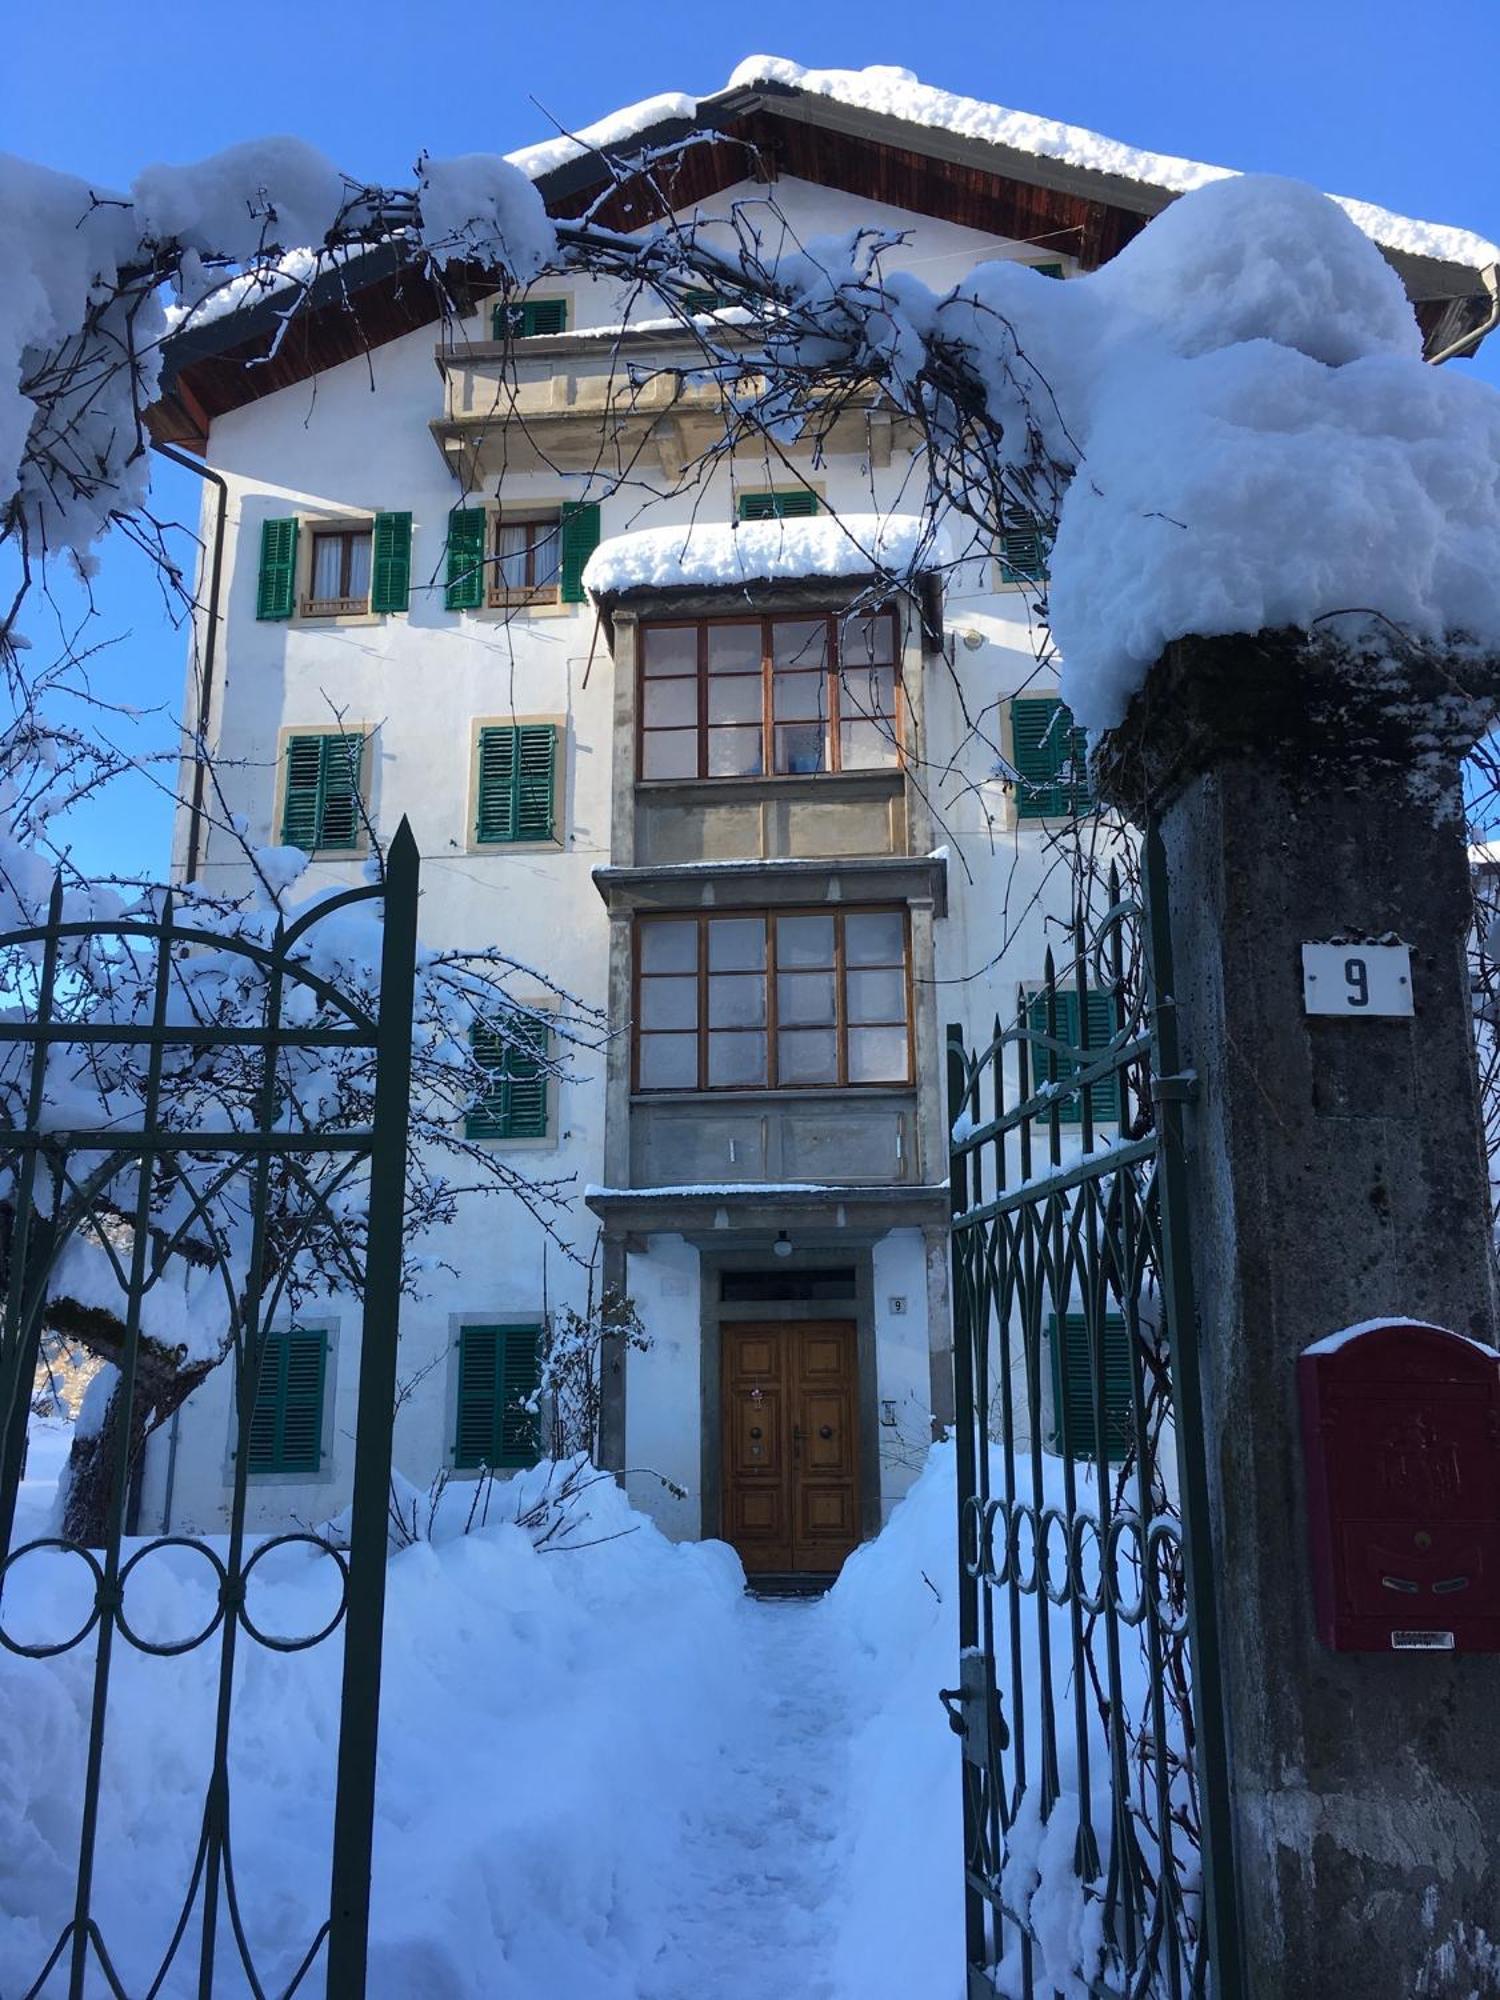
[0,1424,963,1999]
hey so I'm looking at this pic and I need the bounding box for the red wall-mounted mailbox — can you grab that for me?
[1299,1320,1500,1653]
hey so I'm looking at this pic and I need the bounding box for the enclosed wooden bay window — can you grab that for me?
[634,907,912,1091]
[638,610,901,780]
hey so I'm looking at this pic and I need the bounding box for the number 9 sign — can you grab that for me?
[1301,942,1414,1017]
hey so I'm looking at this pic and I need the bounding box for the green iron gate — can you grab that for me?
[0,822,419,1998]
[945,831,1242,1998]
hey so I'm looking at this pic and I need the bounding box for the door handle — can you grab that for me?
[819,1425,834,1440]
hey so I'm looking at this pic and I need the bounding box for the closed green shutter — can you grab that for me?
[475,724,557,844]
[256,517,299,620]
[998,502,1051,584]
[446,507,487,611]
[558,502,600,603]
[492,298,568,339]
[1011,696,1092,819]
[737,489,820,521]
[683,287,728,313]
[467,1015,549,1140]
[246,1328,327,1474]
[454,1324,541,1468]
[1026,988,1119,1124]
[1032,262,1066,280]
[281,734,364,852]
[1046,1313,1131,1462]
[370,511,412,613]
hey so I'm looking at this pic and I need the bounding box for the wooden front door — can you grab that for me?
[721,1321,862,1575]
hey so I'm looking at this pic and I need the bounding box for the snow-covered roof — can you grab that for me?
[582,514,950,597]
[527,57,1498,275]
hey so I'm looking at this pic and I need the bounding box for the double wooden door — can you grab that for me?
[721,1320,861,1575]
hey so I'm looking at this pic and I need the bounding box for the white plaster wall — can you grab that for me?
[162,170,1098,1535]
[871,1229,934,1518]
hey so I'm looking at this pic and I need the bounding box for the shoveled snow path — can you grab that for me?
[640,1597,846,2000]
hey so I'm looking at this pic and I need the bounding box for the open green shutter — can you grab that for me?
[455,1326,500,1467]
[370,511,412,613]
[316,734,363,850]
[257,517,299,620]
[1047,1314,1131,1461]
[281,736,325,850]
[558,503,600,603]
[737,489,820,521]
[1011,696,1091,819]
[446,507,487,610]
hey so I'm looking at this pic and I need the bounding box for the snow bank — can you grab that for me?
[0,1464,747,1998]
[583,513,950,596]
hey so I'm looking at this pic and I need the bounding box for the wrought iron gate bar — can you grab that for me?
[946,855,1240,1999]
[0,824,421,2000]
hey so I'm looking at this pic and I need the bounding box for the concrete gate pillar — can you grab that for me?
[1095,630,1500,1998]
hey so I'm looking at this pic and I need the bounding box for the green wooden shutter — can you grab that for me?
[454,1324,541,1468]
[558,503,600,603]
[315,734,363,850]
[737,489,820,522]
[1047,1313,1131,1461]
[998,503,1051,584]
[281,736,325,850]
[247,1328,327,1474]
[466,1015,549,1140]
[446,507,487,611]
[475,724,557,845]
[1026,988,1119,1124]
[683,287,728,313]
[256,517,299,620]
[492,298,569,339]
[1032,262,1066,280]
[370,511,412,613]
[1011,696,1091,819]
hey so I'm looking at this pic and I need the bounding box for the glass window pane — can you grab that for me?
[638,1034,698,1089]
[844,910,905,966]
[777,971,836,1026]
[640,920,698,974]
[347,533,372,599]
[708,1032,767,1086]
[707,676,763,725]
[706,623,761,674]
[707,918,766,973]
[640,975,698,1030]
[773,673,826,721]
[643,626,698,676]
[841,610,897,666]
[708,973,766,1028]
[643,680,697,728]
[774,723,828,775]
[776,915,835,969]
[642,731,699,779]
[311,535,343,600]
[707,726,762,777]
[772,619,828,669]
[777,1028,838,1085]
[531,521,560,588]
[847,966,906,1023]
[848,1024,909,1083]
[841,663,896,719]
[840,718,898,769]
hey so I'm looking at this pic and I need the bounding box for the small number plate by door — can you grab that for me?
[1301,941,1413,1017]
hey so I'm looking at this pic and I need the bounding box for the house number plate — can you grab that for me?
[1301,942,1413,1018]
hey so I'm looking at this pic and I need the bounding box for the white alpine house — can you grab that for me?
[139,58,1500,1578]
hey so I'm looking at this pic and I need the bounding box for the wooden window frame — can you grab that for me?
[632,906,914,1095]
[487,510,563,609]
[637,609,904,783]
[302,521,375,618]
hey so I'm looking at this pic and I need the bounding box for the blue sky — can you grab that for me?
[6,0,1499,875]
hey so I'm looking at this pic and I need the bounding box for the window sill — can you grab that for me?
[291,605,385,629]
[484,588,572,618]
[630,1084,913,1107]
[634,768,904,804]
[467,836,563,855]
[461,1129,559,1152]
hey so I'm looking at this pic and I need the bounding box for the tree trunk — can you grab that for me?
[55,1322,209,1548]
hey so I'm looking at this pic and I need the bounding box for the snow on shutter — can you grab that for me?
[369,511,412,613]
[281,736,326,850]
[558,503,600,603]
[737,489,819,521]
[1047,1313,1131,1462]
[491,298,569,339]
[455,1325,542,1468]
[997,502,1050,584]
[256,517,299,620]
[445,507,487,610]
[1025,988,1119,1124]
[315,734,364,850]
[247,1329,326,1473]
[1011,696,1091,820]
